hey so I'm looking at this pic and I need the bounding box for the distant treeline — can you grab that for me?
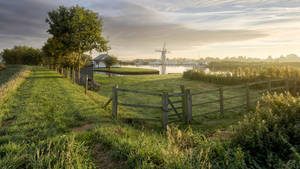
[183,66,300,85]
[1,46,43,65]
[120,54,300,65]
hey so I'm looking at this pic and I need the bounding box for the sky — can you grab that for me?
[1,0,300,60]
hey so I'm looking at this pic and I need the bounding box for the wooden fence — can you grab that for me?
[108,78,299,129]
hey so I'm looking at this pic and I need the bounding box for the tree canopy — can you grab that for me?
[1,46,42,65]
[41,4,109,78]
[104,56,118,69]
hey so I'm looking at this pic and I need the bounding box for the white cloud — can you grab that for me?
[1,0,300,59]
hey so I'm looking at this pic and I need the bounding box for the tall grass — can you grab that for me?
[208,61,300,71]
[0,135,95,169]
[81,93,299,168]
[183,66,300,85]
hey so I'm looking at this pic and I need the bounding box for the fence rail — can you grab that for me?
[109,78,299,129]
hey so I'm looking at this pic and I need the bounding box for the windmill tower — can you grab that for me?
[155,42,170,65]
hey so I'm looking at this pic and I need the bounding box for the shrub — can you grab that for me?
[232,93,300,168]
[0,64,5,71]
[1,46,43,65]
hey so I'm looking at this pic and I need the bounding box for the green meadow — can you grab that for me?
[0,66,298,168]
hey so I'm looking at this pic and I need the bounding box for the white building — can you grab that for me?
[92,54,120,68]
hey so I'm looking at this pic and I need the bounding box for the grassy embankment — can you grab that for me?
[94,67,159,74]
[0,66,298,168]
[0,65,30,101]
[94,74,261,131]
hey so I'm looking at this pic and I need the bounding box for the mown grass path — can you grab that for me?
[0,66,110,168]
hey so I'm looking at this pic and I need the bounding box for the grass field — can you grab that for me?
[0,66,297,168]
[0,66,183,168]
[94,67,159,74]
[94,74,261,131]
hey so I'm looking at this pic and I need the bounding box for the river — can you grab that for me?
[121,65,204,74]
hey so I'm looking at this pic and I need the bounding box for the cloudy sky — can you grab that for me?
[1,0,300,60]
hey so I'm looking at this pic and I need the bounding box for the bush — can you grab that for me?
[1,46,43,65]
[0,64,5,71]
[232,93,300,168]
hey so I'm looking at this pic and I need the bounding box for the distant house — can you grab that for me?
[92,53,120,68]
[93,53,108,68]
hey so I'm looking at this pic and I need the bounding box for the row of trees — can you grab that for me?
[1,46,43,65]
[183,66,300,85]
[41,5,109,80]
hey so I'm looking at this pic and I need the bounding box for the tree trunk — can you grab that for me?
[77,54,81,84]
[78,66,81,84]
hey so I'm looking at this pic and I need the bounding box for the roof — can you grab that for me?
[93,53,109,62]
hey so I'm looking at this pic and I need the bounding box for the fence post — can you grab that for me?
[72,69,75,84]
[112,84,118,119]
[268,80,272,92]
[246,83,250,113]
[185,89,192,124]
[180,85,186,121]
[66,68,68,78]
[293,79,297,95]
[219,87,224,117]
[162,92,168,130]
[285,78,289,92]
[85,75,88,95]
[69,68,72,79]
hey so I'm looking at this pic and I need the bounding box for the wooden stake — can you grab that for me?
[186,89,192,124]
[285,78,289,92]
[219,87,224,117]
[85,75,88,95]
[112,84,118,119]
[162,92,168,130]
[246,83,250,113]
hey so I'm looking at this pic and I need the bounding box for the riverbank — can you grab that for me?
[94,67,159,75]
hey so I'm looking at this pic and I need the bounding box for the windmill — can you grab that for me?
[155,42,170,65]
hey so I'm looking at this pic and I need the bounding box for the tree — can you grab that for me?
[1,46,42,65]
[42,38,64,69]
[46,5,109,79]
[104,56,118,70]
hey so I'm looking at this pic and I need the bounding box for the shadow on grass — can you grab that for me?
[28,76,63,79]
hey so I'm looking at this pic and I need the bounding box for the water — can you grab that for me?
[122,65,199,74]
[93,65,229,76]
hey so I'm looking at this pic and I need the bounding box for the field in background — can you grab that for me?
[94,67,159,74]
[94,74,261,131]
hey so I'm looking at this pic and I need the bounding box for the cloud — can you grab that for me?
[103,15,267,57]
[0,0,299,59]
